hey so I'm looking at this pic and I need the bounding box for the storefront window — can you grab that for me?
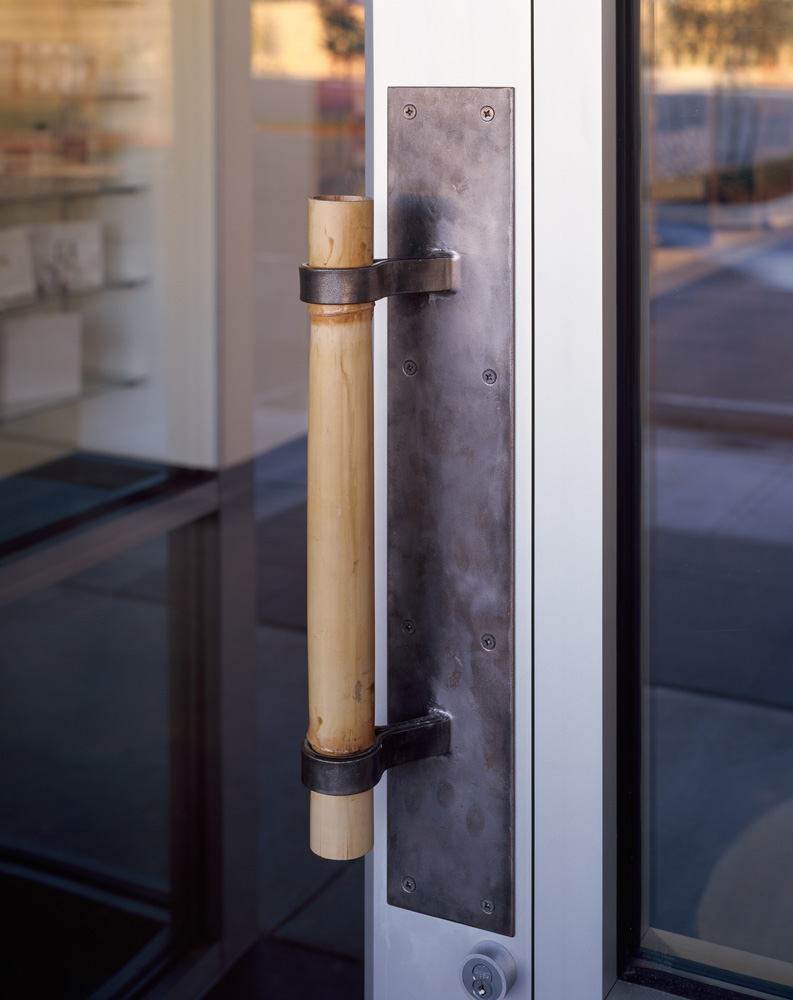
[0,2,226,995]
[640,1,793,994]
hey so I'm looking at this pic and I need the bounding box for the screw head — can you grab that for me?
[481,898,495,914]
[480,106,495,122]
[402,876,416,893]
[402,359,418,377]
[402,619,416,635]
[482,369,497,385]
[481,633,496,651]
[403,104,417,120]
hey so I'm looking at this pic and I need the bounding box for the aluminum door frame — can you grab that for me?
[365,2,618,999]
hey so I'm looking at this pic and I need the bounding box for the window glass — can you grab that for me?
[249,0,366,976]
[0,3,225,993]
[0,0,218,488]
[251,0,364,455]
[0,535,171,998]
[641,1,793,994]
[248,1,366,983]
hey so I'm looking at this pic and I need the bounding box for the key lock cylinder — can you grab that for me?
[299,88,517,963]
[461,941,517,1000]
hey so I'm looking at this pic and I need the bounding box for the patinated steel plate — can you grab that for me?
[386,87,515,936]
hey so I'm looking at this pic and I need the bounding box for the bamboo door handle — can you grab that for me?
[306,195,375,860]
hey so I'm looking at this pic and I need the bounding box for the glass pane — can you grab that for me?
[0,0,218,491]
[641,1,793,994]
[250,0,365,988]
[0,534,171,998]
[0,2,224,993]
[0,3,254,997]
[251,0,365,456]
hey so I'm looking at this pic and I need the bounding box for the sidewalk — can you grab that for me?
[649,425,793,961]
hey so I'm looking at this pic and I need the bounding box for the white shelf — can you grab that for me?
[0,371,148,426]
[0,179,146,206]
[0,277,150,316]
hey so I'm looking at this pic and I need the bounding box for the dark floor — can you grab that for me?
[204,937,364,1000]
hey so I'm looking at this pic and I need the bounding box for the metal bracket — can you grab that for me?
[301,713,451,797]
[298,252,459,305]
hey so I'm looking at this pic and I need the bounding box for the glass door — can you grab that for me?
[0,2,257,997]
[631,1,793,996]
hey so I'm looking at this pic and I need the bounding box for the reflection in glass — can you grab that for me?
[0,0,219,479]
[249,0,366,972]
[251,0,364,455]
[0,534,171,998]
[642,0,793,994]
[0,3,227,995]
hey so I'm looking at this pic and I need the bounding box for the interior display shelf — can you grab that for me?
[0,371,148,427]
[0,179,146,206]
[2,91,147,105]
[0,276,150,316]
[74,0,146,6]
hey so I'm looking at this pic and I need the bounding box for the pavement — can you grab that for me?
[646,218,793,969]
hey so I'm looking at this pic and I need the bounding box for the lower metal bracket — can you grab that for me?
[301,713,451,797]
[299,252,459,305]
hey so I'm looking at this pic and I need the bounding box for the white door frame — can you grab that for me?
[365,2,619,998]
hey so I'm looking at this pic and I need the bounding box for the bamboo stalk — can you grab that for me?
[306,195,375,860]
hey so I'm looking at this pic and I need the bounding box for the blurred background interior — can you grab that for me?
[0,2,364,998]
[0,1,792,998]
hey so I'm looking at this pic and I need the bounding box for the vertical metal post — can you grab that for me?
[168,464,258,965]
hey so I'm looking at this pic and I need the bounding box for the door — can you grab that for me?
[364,2,608,998]
[364,2,793,1000]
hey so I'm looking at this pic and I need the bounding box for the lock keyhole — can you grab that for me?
[472,964,493,999]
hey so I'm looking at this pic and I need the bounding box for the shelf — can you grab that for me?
[0,179,146,206]
[0,372,148,427]
[74,0,147,7]
[1,91,147,105]
[0,277,150,316]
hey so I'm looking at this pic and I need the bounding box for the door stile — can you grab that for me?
[366,2,533,997]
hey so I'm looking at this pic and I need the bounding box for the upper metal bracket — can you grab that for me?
[299,252,459,305]
[301,712,451,797]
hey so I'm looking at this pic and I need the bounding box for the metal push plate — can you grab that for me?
[387,87,515,936]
